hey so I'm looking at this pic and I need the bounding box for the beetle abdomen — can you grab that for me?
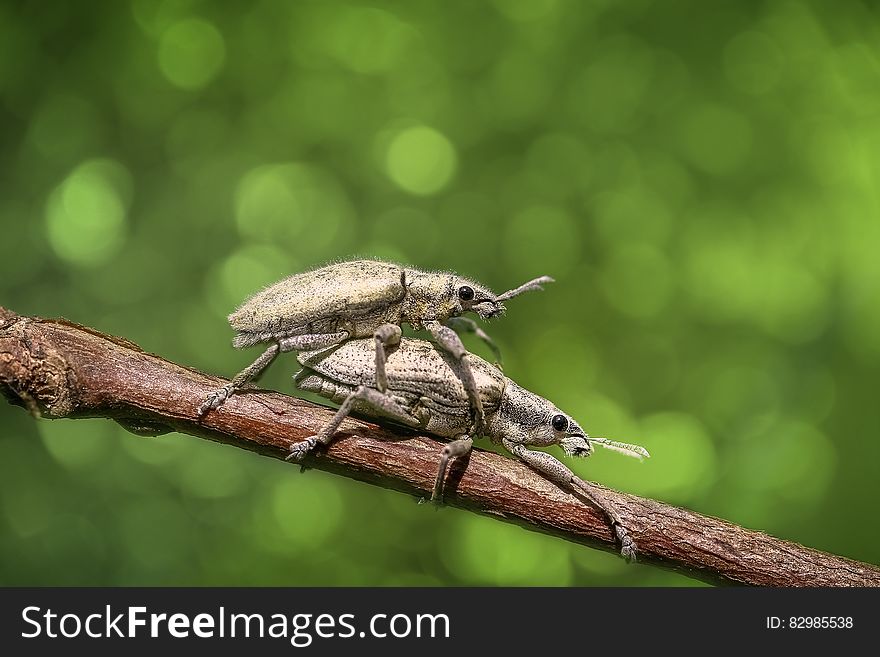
[228,260,407,346]
[295,371,354,405]
[299,338,505,418]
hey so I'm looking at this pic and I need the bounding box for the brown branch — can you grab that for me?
[1,306,877,587]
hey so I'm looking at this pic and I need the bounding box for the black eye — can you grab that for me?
[552,414,568,432]
[458,285,475,301]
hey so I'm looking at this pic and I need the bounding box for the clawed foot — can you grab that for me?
[614,524,637,563]
[198,384,234,416]
[285,436,318,462]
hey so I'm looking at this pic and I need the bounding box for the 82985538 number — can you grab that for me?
[789,617,852,629]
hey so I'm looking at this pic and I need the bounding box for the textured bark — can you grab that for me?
[1,306,878,587]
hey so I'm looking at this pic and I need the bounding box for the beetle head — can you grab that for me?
[496,381,649,460]
[496,381,591,452]
[404,269,554,324]
[451,276,504,319]
[450,273,556,320]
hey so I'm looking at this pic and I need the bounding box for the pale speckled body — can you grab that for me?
[294,337,585,450]
[229,260,502,348]
[290,337,650,561]
[295,338,503,438]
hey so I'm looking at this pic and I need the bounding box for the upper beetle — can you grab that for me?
[199,259,552,430]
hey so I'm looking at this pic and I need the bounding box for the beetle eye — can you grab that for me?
[458,285,475,301]
[552,414,568,432]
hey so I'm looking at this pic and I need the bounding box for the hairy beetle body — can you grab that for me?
[200,259,553,427]
[297,339,506,435]
[229,261,406,347]
[290,337,649,561]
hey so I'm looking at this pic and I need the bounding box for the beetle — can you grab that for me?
[198,259,552,431]
[287,336,650,561]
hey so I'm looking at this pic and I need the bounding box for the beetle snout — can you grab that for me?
[560,433,593,458]
[475,300,505,319]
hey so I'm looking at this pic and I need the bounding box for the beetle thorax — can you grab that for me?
[489,381,562,448]
[401,270,459,329]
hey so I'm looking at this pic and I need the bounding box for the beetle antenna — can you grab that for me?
[588,436,650,460]
[496,275,555,302]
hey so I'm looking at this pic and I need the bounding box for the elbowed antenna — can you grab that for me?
[495,275,555,302]
[587,436,650,460]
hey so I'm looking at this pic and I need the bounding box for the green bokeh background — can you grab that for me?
[1,0,879,586]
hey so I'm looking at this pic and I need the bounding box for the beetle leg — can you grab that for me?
[198,331,350,416]
[198,331,349,417]
[444,317,502,366]
[501,438,637,562]
[373,323,402,393]
[198,343,281,415]
[286,385,420,462]
[431,434,473,504]
[424,320,486,434]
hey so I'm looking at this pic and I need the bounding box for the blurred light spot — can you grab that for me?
[165,108,230,176]
[326,7,414,74]
[158,19,225,90]
[754,261,828,343]
[630,412,717,501]
[219,244,291,308]
[434,192,498,270]
[526,133,593,194]
[640,152,695,210]
[591,189,672,247]
[486,51,551,125]
[841,260,880,358]
[600,244,673,318]
[386,55,452,119]
[3,481,51,538]
[38,418,114,470]
[444,515,571,584]
[492,0,559,22]
[271,476,343,550]
[832,42,880,114]
[0,200,43,286]
[178,446,246,499]
[37,514,107,582]
[28,95,99,162]
[83,243,168,305]
[682,203,828,341]
[681,207,755,321]
[568,35,655,133]
[45,159,131,267]
[131,0,187,36]
[235,163,353,254]
[119,498,192,570]
[701,365,781,432]
[724,31,784,95]
[371,207,439,260]
[268,74,360,143]
[797,369,837,423]
[734,419,836,504]
[800,121,856,186]
[503,205,580,279]
[522,325,599,405]
[678,103,752,175]
[385,125,457,195]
